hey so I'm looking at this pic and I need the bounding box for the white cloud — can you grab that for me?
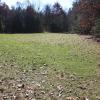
[1,0,74,9]
[41,0,74,7]
[1,0,25,6]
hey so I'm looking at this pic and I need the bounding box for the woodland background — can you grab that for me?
[0,0,100,36]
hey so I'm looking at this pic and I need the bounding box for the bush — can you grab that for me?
[94,19,100,36]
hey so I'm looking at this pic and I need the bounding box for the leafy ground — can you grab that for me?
[0,33,100,100]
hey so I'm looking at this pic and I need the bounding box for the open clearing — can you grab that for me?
[0,33,100,100]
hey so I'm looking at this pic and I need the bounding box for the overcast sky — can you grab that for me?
[1,0,74,9]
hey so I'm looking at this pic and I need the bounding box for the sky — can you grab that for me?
[1,0,74,10]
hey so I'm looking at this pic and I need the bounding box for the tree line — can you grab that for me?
[68,0,100,36]
[0,0,100,36]
[0,1,68,33]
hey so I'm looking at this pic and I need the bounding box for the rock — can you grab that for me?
[43,64,47,66]
[41,91,45,94]
[49,92,54,96]
[17,84,25,88]
[25,93,29,98]
[17,88,21,91]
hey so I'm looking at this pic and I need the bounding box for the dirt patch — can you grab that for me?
[80,35,100,43]
[0,68,100,100]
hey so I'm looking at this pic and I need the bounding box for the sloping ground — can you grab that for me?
[0,33,100,100]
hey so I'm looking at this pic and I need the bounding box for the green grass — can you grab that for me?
[0,34,100,76]
[0,33,100,99]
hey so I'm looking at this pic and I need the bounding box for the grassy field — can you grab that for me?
[0,33,100,99]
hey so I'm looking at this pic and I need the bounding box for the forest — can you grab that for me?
[0,0,100,36]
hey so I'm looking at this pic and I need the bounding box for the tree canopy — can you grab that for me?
[0,2,68,33]
[0,0,100,36]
